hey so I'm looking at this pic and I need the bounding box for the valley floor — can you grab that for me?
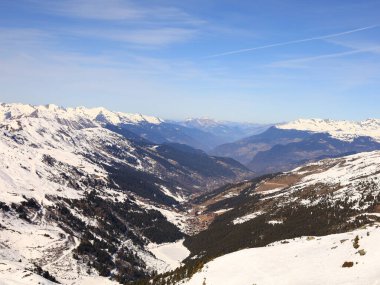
[180,223,380,285]
[148,239,190,273]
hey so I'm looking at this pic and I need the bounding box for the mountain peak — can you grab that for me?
[184,117,222,127]
[277,118,380,142]
[0,102,164,125]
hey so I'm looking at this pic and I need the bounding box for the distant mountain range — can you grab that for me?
[211,119,380,175]
[173,118,272,147]
[45,105,271,151]
[114,117,271,152]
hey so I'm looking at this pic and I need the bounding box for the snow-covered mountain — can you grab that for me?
[0,103,262,152]
[0,103,164,125]
[212,118,380,174]
[2,104,380,285]
[0,103,252,284]
[277,118,380,142]
[0,103,251,195]
[150,151,380,285]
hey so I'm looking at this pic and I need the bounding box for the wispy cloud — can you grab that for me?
[23,0,203,47]
[34,0,204,24]
[326,37,380,54]
[206,25,379,58]
[0,28,51,45]
[43,0,145,21]
[268,46,380,68]
[73,27,196,46]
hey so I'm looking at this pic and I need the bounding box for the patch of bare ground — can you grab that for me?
[187,181,259,234]
[255,174,302,193]
[196,181,254,208]
[255,162,338,194]
[298,160,341,174]
[373,204,380,213]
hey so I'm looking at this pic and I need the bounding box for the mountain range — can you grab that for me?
[211,118,380,174]
[65,107,271,152]
[0,103,251,284]
[0,103,379,285]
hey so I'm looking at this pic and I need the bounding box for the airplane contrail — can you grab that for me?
[206,25,379,58]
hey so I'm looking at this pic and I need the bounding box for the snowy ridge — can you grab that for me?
[297,151,380,188]
[287,151,380,209]
[0,102,163,126]
[277,118,380,142]
[227,150,380,224]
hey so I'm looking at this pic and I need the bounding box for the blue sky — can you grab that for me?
[1,0,380,122]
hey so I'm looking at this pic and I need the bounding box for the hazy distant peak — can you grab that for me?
[184,117,223,127]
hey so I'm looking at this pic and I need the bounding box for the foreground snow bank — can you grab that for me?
[182,224,380,285]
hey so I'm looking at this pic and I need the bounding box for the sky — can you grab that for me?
[1,0,380,123]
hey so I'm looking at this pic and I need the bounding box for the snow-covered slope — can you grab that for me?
[290,151,380,207]
[0,103,184,283]
[169,151,380,285]
[0,103,180,203]
[0,103,249,195]
[201,150,380,227]
[182,224,380,285]
[256,150,380,211]
[277,118,380,142]
[0,103,251,284]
